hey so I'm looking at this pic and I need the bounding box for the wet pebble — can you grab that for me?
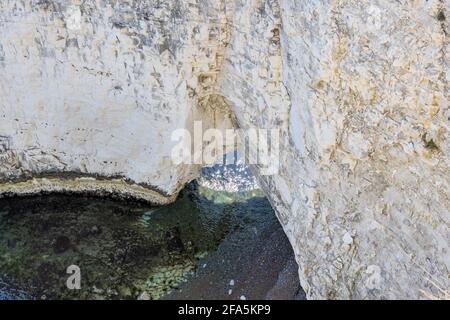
[53,235,71,253]
[7,239,17,248]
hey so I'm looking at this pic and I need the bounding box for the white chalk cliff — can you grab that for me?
[0,0,448,299]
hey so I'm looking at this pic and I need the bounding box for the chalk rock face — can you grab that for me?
[221,0,449,299]
[0,0,233,203]
[0,0,448,299]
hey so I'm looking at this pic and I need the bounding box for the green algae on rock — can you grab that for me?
[0,181,283,299]
[0,185,242,299]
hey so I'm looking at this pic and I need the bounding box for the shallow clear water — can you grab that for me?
[0,183,275,300]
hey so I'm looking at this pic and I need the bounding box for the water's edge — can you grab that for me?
[0,180,304,300]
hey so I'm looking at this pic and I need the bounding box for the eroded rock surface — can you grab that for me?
[0,0,448,299]
[0,0,233,203]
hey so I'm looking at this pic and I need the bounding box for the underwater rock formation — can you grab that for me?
[0,0,448,299]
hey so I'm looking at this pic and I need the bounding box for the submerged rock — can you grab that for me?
[0,192,213,299]
[53,236,71,254]
[0,183,301,300]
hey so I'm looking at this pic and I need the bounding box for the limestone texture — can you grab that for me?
[0,0,448,299]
